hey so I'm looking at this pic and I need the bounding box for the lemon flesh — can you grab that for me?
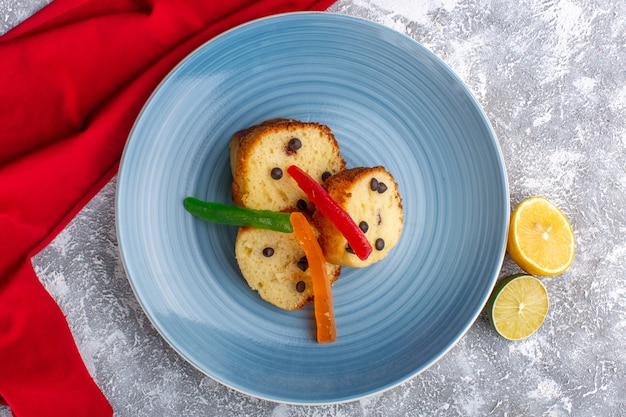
[507,196,575,276]
[487,274,549,340]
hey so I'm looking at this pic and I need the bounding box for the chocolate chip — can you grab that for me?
[296,281,306,293]
[297,199,308,211]
[262,247,274,257]
[370,177,388,193]
[322,171,332,182]
[270,167,283,179]
[375,238,385,251]
[345,244,354,254]
[297,256,308,271]
[359,221,369,233]
[287,138,302,152]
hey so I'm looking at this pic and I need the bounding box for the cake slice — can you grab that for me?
[234,225,341,310]
[312,166,404,267]
[229,118,346,212]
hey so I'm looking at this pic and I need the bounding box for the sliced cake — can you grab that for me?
[312,166,404,267]
[229,118,346,212]
[234,225,341,310]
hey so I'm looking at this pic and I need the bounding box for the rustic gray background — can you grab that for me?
[2,0,625,415]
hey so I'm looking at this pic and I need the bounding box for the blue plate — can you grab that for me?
[117,12,508,404]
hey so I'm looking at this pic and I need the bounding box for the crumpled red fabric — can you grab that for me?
[0,0,336,415]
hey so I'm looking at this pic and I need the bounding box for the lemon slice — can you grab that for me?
[507,196,575,276]
[487,274,549,340]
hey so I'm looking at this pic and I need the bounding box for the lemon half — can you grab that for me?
[507,196,575,276]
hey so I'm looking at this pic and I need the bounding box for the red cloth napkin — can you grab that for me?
[0,0,336,416]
